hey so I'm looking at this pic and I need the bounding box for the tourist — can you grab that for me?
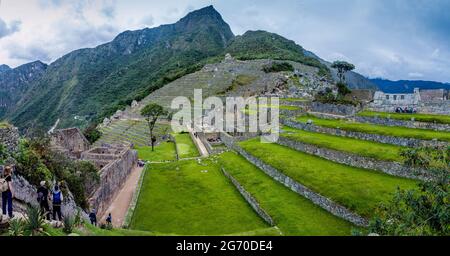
[1,166,14,219]
[52,184,63,221]
[89,209,97,226]
[106,213,112,225]
[37,181,51,220]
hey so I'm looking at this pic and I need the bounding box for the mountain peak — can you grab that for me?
[0,64,11,73]
[177,5,227,27]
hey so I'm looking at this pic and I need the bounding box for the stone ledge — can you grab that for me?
[354,116,450,132]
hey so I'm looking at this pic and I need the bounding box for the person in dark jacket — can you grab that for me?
[52,184,64,221]
[1,166,14,219]
[37,181,51,220]
[89,209,97,226]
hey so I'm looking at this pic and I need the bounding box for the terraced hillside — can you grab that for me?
[95,119,170,147]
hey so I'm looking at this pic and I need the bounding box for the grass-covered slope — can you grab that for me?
[281,126,405,162]
[173,133,200,158]
[135,141,177,162]
[239,138,418,218]
[297,116,450,142]
[129,160,270,235]
[358,110,450,125]
[218,152,353,235]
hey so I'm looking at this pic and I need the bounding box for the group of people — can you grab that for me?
[37,181,64,221]
[395,106,417,113]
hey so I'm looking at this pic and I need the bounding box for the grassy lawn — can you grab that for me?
[218,152,354,235]
[358,110,450,125]
[129,159,270,235]
[297,115,450,142]
[239,138,418,218]
[244,105,301,115]
[135,141,177,162]
[280,98,310,102]
[173,132,200,158]
[281,126,405,162]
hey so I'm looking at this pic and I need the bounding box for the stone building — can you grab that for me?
[50,128,90,159]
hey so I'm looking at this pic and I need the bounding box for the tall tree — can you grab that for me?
[141,103,168,151]
[331,61,355,83]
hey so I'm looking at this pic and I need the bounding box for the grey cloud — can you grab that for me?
[0,18,21,38]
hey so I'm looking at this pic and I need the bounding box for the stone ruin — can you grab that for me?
[50,128,90,159]
[81,144,138,218]
[0,123,19,152]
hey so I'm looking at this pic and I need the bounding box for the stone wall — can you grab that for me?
[50,128,90,159]
[221,168,275,226]
[220,132,368,226]
[282,119,447,148]
[310,102,360,116]
[88,147,138,217]
[368,100,450,115]
[0,125,19,152]
[354,116,450,132]
[277,136,430,181]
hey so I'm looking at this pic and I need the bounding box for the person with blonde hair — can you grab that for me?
[1,166,14,219]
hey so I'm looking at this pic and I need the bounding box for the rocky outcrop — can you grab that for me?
[0,124,19,152]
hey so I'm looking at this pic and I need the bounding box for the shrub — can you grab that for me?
[63,215,76,234]
[83,124,102,144]
[8,218,26,236]
[25,205,49,236]
[262,62,294,73]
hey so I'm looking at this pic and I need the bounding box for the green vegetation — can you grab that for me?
[239,138,418,218]
[141,103,168,151]
[358,110,450,125]
[280,98,310,102]
[129,160,269,235]
[262,62,294,73]
[226,74,257,92]
[400,146,449,171]
[281,126,405,162]
[297,115,450,142]
[83,124,102,144]
[365,158,449,236]
[331,60,355,84]
[173,132,200,158]
[218,152,353,235]
[0,122,10,128]
[244,105,301,115]
[135,141,177,162]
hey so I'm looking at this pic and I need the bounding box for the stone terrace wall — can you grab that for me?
[88,148,138,217]
[277,136,430,181]
[282,119,447,148]
[0,125,19,152]
[220,132,368,226]
[310,102,360,116]
[354,116,450,132]
[221,168,275,226]
[368,101,450,115]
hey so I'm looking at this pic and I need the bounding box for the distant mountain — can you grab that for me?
[370,78,450,93]
[4,5,376,131]
[0,61,47,118]
[0,65,11,74]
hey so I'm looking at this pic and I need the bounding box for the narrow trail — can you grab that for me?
[101,165,144,227]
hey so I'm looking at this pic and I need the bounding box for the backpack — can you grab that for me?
[53,191,62,204]
[0,178,8,193]
[37,191,45,203]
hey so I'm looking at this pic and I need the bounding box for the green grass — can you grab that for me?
[297,115,450,142]
[239,138,418,218]
[218,152,354,235]
[358,110,450,125]
[173,132,200,158]
[281,126,405,162]
[0,122,10,128]
[135,141,177,162]
[129,160,269,235]
[280,98,310,102]
[243,105,301,115]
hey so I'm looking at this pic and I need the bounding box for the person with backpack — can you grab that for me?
[52,184,63,221]
[1,166,14,219]
[89,209,97,226]
[37,181,50,220]
[106,213,112,226]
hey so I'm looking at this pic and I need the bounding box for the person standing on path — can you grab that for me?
[52,184,63,221]
[1,166,14,219]
[37,181,51,220]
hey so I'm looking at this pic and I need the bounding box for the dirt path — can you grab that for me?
[101,165,144,227]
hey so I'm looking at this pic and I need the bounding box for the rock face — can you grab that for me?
[0,124,20,152]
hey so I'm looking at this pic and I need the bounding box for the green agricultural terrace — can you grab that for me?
[129,160,276,235]
[218,152,354,235]
[173,132,200,158]
[239,138,418,218]
[281,126,405,162]
[135,141,177,162]
[296,115,450,142]
[358,110,450,125]
[96,119,170,147]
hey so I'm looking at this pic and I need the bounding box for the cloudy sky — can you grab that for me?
[0,0,449,82]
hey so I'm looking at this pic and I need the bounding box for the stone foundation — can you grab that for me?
[0,125,19,152]
[354,116,450,132]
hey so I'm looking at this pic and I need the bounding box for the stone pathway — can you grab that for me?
[100,165,144,227]
[188,130,209,157]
